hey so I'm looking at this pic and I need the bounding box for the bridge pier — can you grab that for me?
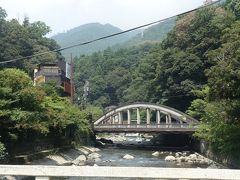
[111,116,114,124]
[180,120,183,127]
[168,114,172,127]
[137,108,141,125]
[127,109,131,125]
[156,110,161,127]
[146,108,150,125]
[118,112,123,124]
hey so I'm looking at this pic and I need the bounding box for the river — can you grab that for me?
[55,146,219,180]
[87,147,206,168]
[30,134,222,180]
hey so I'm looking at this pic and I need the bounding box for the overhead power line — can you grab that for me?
[0,0,220,65]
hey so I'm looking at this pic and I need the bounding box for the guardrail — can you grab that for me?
[0,165,240,180]
[94,123,198,129]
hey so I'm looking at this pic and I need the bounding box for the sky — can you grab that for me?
[1,0,205,36]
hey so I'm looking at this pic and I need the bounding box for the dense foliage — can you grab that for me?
[189,5,240,160]
[74,0,240,161]
[0,69,93,155]
[0,141,6,162]
[52,20,175,60]
[52,23,139,59]
[0,7,95,157]
[75,4,235,111]
[0,9,62,74]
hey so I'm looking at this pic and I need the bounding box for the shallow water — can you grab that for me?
[93,147,200,168]
[54,147,215,180]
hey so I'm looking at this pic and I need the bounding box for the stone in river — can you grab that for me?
[72,155,87,166]
[87,153,101,160]
[165,155,176,161]
[123,154,134,160]
[152,151,160,157]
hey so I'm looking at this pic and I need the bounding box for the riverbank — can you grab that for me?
[1,145,224,180]
[27,145,223,169]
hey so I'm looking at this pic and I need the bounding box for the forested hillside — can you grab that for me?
[122,17,176,47]
[74,0,240,161]
[52,19,176,59]
[51,23,139,59]
[75,3,233,110]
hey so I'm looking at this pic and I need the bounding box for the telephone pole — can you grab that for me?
[70,53,74,104]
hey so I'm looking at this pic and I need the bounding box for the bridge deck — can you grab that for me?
[94,124,197,134]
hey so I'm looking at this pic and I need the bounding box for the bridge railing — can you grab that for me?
[94,123,198,129]
[0,165,240,180]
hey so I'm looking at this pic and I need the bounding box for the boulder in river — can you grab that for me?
[178,156,186,162]
[87,153,101,160]
[72,155,87,166]
[123,154,134,160]
[189,154,197,161]
[152,151,159,157]
[165,155,176,161]
[176,152,183,156]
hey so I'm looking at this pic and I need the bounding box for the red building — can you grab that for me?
[34,60,73,96]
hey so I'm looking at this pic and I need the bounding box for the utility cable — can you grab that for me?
[0,0,220,65]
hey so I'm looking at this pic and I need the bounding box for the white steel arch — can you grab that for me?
[94,103,198,125]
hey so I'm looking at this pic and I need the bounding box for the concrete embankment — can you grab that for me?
[31,146,101,166]
[192,139,240,168]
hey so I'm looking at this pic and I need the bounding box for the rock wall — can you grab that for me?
[191,138,240,168]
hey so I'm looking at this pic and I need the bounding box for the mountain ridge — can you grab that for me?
[52,20,175,59]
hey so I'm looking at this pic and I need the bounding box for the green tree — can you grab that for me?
[0,141,6,162]
[0,7,6,20]
[0,7,62,74]
[226,0,240,18]
[0,68,93,155]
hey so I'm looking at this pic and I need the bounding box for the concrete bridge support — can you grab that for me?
[137,108,141,124]
[109,116,113,124]
[118,112,123,124]
[156,110,161,126]
[127,109,131,125]
[146,108,150,125]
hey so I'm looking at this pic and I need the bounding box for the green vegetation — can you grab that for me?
[0,7,96,157]
[122,17,176,47]
[74,0,240,162]
[52,23,139,59]
[0,141,6,162]
[0,9,62,74]
[0,68,93,156]
[52,19,175,60]
[75,4,235,111]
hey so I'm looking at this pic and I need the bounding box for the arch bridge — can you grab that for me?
[94,103,199,134]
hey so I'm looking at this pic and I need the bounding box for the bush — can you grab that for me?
[0,141,6,161]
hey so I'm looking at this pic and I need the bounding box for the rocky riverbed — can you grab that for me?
[29,146,222,169]
[1,145,223,180]
[31,146,102,166]
[27,133,223,169]
[1,133,224,180]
